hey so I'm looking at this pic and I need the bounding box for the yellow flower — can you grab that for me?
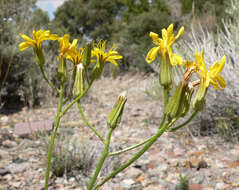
[19,29,58,52]
[67,47,84,66]
[58,34,78,58]
[194,51,226,90]
[91,40,122,66]
[146,24,184,65]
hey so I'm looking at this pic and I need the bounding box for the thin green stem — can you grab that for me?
[62,79,94,116]
[108,136,152,156]
[40,67,59,92]
[168,110,198,132]
[158,88,169,130]
[88,128,113,190]
[44,84,64,190]
[163,88,169,108]
[77,102,106,144]
[94,119,177,190]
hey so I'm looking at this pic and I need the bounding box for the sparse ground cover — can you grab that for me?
[1,73,239,190]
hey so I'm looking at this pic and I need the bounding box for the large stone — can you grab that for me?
[2,140,17,148]
[14,120,54,138]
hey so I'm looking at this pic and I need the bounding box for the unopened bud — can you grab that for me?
[73,64,84,98]
[57,57,68,83]
[107,91,127,129]
[193,82,207,111]
[165,81,194,119]
[83,43,91,69]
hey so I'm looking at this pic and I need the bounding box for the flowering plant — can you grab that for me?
[19,24,226,190]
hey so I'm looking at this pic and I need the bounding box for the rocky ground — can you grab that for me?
[0,73,239,190]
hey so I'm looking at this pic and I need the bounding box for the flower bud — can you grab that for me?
[57,57,68,84]
[107,91,127,129]
[165,81,194,119]
[83,43,91,69]
[160,54,173,89]
[193,82,207,112]
[73,64,84,98]
[181,84,194,117]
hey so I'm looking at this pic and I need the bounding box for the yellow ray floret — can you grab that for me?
[19,29,58,51]
[91,40,122,66]
[58,34,78,58]
[146,24,184,65]
[193,51,226,90]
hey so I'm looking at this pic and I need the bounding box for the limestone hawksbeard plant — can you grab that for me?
[19,25,226,190]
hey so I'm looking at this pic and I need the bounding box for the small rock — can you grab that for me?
[126,167,142,179]
[0,168,10,176]
[0,116,9,124]
[3,174,12,180]
[2,140,17,148]
[12,157,26,164]
[184,159,208,169]
[197,160,208,169]
[69,177,75,182]
[215,182,227,190]
[0,149,8,158]
[193,173,205,184]
[8,163,28,173]
[11,182,21,187]
[28,184,44,190]
[120,179,135,189]
[144,185,162,190]
[55,177,65,184]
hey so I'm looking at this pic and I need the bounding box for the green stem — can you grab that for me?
[169,110,198,132]
[163,88,169,108]
[94,119,177,190]
[158,88,169,129]
[108,136,152,156]
[77,103,106,144]
[40,66,59,92]
[44,84,64,190]
[88,128,113,190]
[62,79,94,116]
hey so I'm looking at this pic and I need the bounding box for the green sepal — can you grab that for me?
[160,54,173,89]
[34,48,45,68]
[92,62,104,80]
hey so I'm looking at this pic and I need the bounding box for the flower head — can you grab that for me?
[91,40,122,66]
[58,34,78,58]
[194,51,226,90]
[146,24,184,65]
[19,29,58,52]
[67,46,84,66]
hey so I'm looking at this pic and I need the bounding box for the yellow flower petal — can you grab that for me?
[19,42,31,51]
[170,53,183,66]
[20,33,34,43]
[216,75,226,89]
[175,26,184,40]
[146,46,160,63]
